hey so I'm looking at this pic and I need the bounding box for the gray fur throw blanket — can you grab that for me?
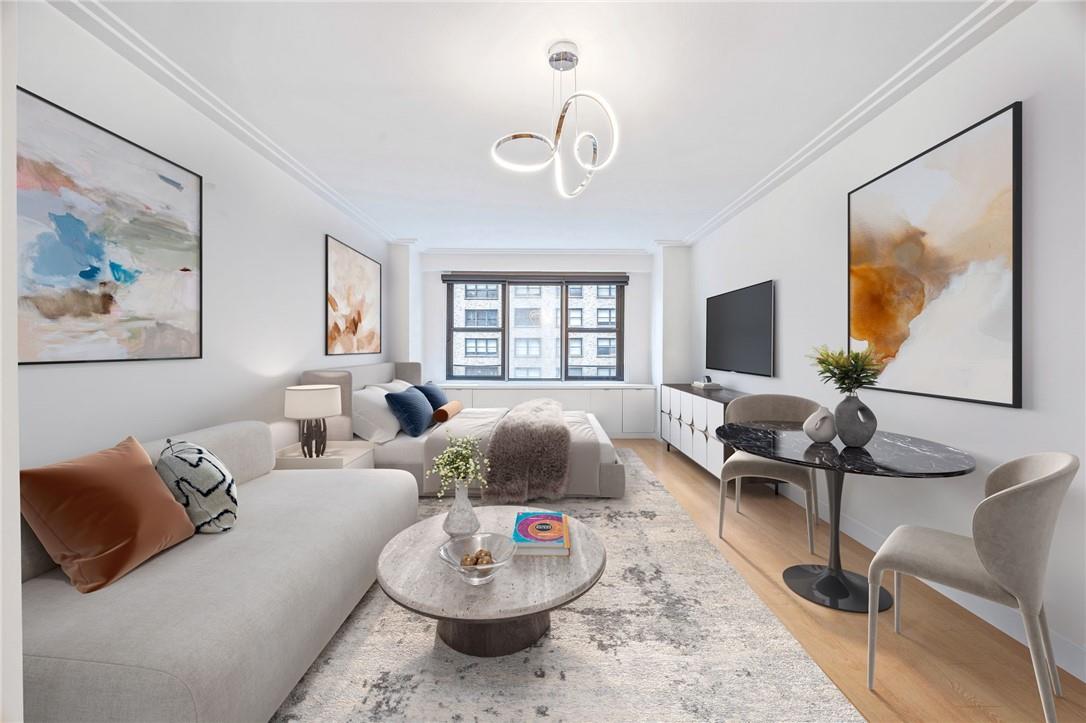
[484,398,570,503]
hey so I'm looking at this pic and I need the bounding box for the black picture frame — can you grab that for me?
[847,101,1022,408]
[325,234,382,356]
[16,87,203,366]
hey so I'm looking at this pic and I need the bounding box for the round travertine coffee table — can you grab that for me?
[377,506,606,657]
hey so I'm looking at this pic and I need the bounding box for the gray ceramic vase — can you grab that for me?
[803,406,837,443]
[834,393,877,447]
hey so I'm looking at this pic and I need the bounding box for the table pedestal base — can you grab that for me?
[783,565,891,613]
[437,611,551,657]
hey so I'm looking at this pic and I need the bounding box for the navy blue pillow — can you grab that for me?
[413,383,449,411]
[385,387,434,437]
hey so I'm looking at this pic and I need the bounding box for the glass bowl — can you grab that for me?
[438,532,517,586]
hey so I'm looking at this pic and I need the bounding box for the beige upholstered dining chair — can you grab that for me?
[718,394,822,554]
[867,452,1078,723]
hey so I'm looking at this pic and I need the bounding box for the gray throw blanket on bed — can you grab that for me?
[484,398,570,503]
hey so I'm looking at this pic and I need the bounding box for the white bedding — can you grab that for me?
[369,408,616,495]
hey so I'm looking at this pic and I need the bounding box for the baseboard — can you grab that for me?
[771,485,1086,683]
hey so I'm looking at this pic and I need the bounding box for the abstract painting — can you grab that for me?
[848,102,1021,407]
[326,235,381,355]
[17,89,201,364]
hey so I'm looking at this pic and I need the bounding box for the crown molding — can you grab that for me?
[51,0,394,243]
[421,247,651,256]
[653,240,686,247]
[683,0,1031,244]
[388,238,418,246]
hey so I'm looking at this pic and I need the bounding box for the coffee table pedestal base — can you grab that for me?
[783,564,892,613]
[437,611,551,657]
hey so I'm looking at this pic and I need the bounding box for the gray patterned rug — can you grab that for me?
[273,450,860,722]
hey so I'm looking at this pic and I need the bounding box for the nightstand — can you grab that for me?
[275,440,375,470]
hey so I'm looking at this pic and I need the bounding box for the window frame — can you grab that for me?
[445,275,625,382]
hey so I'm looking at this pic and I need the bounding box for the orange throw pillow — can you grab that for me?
[20,437,195,593]
[433,400,464,423]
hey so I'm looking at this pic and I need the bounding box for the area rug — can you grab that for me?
[273,450,861,722]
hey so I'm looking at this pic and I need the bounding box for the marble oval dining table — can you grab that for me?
[716,422,976,613]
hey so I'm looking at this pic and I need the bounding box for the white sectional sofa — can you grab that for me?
[20,420,418,722]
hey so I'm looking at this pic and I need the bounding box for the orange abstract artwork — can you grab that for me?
[848,103,1019,406]
[326,236,381,355]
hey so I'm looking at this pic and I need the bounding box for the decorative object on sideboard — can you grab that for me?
[429,435,490,538]
[284,384,342,458]
[811,346,883,448]
[692,375,723,390]
[326,235,381,355]
[803,406,837,444]
[16,88,202,364]
[849,101,1021,407]
[491,40,619,199]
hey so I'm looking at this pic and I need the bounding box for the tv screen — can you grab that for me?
[706,281,774,376]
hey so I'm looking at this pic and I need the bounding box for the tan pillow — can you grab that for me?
[433,400,464,423]
[20,437,195,593]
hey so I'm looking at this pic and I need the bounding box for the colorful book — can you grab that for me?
[512,511,571,557]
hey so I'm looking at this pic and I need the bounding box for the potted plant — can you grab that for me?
[810,346,884,447]
[428,435,490,538]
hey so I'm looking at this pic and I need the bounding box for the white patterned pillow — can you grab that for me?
[155,440,238,533]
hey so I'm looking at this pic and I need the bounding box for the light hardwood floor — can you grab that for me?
[617,438,1086,723]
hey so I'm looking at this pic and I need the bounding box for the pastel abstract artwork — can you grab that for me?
[848,103,1020,407]
[17,89,201,364]
[326,235,381,355]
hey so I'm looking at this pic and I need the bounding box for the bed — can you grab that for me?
[299,363,625,498]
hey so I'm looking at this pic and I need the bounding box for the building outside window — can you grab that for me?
[464,283,499,299]
[465,309,499,327]
[465,338,498,356]
[514,338,541,357]
[446,275,624,381]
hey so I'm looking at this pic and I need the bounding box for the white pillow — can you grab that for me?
[352,387,402,443]
[372,379,411,393]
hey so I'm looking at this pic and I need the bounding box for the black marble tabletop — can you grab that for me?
[716,422,976,478]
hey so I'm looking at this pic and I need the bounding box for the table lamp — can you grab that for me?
[284,384,342,458]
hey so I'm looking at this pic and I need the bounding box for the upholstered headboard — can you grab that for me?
[299,362,422,441]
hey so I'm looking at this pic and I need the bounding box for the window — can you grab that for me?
[514,308,541,327]
[465,309,499,327]
[465,338,498,356]
[464,283,498,299]
[446,275,624,380]
[514,338,541,357]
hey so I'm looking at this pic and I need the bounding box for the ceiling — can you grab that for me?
[98,1,984,251]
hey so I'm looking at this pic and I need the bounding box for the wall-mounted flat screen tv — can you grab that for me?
[706,280,774,376]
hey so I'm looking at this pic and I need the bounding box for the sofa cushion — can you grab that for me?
[413,383,449,411]
[142,421,274,486]
[22,467,419,723]
[433,399,464,423]
[385,387,434,437]
[155,440,238,533]
[351,387,402,443]
[20,437,195,593]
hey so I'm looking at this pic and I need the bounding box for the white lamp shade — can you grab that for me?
[284,385,342,420]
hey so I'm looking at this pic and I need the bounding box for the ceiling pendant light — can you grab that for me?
[491,41,618,199]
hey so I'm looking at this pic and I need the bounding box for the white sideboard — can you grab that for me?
[439,384,657,438]
[659,383,742,475]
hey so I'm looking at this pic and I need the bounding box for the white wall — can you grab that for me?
[420,251,653,384]
[689,3,1086,679]
[16,3,390,467]
[1,2,23,718]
